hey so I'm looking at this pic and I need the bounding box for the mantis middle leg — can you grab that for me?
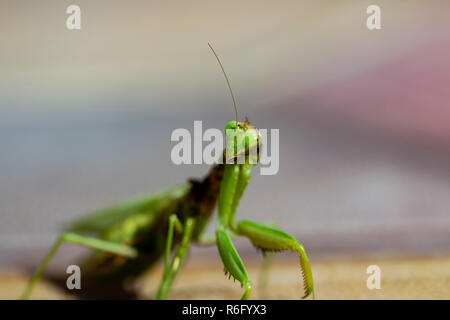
[155,215,195,300]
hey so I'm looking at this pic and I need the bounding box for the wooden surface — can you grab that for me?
[2,255,449,300]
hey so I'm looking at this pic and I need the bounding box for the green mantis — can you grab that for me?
[20,44,315,300]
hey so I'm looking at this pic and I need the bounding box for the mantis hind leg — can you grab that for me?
[216,228,252,300]
[258,251,274,298]
[155,216,195,300]
[20,232,138,300]
[234,220,315,299]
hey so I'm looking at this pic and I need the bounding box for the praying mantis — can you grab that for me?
[20,44,315,300]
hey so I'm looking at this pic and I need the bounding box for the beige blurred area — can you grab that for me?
[2,256,450,299]
[1,1,450,299]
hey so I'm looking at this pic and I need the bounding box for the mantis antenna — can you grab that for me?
[208,42,238,124]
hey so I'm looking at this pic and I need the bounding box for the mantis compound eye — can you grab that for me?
[225,120,238,131]
[225,121,260,164]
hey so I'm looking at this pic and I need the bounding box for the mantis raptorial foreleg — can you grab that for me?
[216,228,253,300]
[20,232,138,300]
[195,229,274,298]
[155,217,195,300]
[214,163,254,300]
[235,220,315,299]
[216,161,315,299]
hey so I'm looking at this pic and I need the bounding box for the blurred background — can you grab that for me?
[0,0,449,296]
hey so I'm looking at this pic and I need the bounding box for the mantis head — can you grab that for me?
[225,119,260,164]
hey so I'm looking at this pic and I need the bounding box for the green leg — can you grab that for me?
[216,228,252,300]
[208,226,275,298]
[215,164,254,299]
[20,232,138,300]
[235,220,315,299]
[258,251,274,298]
[155,216,195,300]
[164,214,183,270]
[257,222,277,298]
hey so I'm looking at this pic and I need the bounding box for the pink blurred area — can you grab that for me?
[298,33,450,150]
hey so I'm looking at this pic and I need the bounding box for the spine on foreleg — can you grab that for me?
[296,244,315,299]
